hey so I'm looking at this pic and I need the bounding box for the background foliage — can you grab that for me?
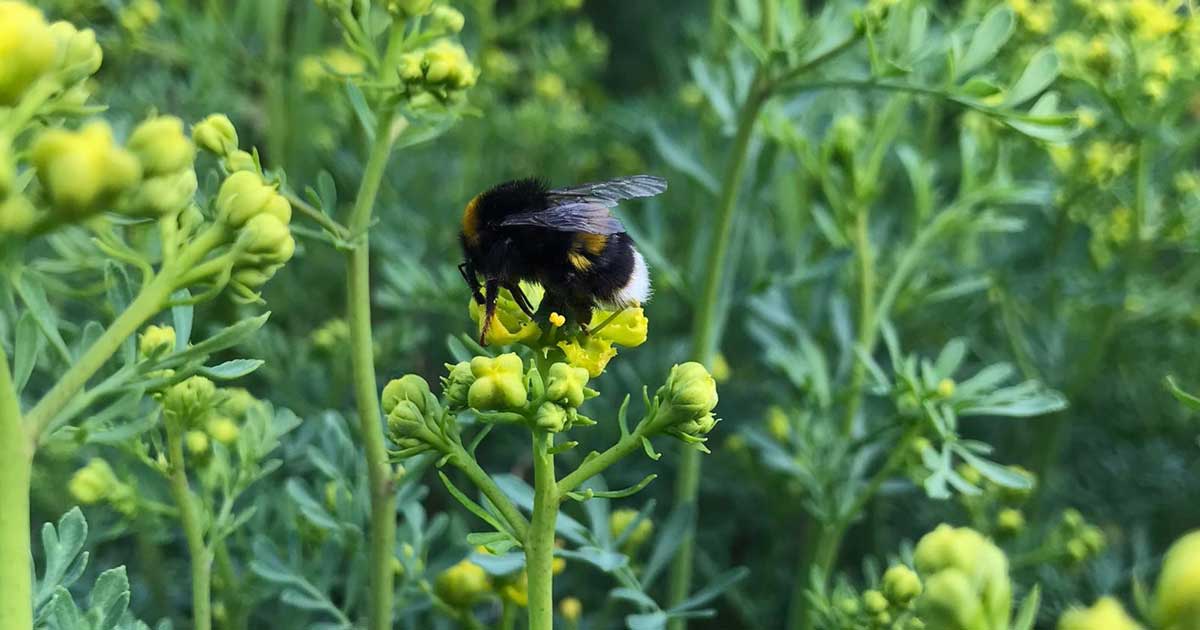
[5,0,1200,628]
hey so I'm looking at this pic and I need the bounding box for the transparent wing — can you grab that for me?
[547,175,667,208]
[497,202,625,234]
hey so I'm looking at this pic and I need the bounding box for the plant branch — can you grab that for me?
[0,349,32,630]
[526,429,558,630]
[344,109,400,630]
[449,443,530,539]
[165,420,213,630]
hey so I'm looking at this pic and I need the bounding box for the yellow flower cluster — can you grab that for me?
[398,39,479,92]
[1009,0,1054,35]
[31,121,142,217]
[213,169,296,302]
[913,524,1012,630]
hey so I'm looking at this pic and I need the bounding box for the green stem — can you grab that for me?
[165,420,213,630]
[24,225,227,446]
[450,443,530,539]
[841,205,876,437]
[556,431,645,497]
[526,430,558,630]
[0,349,32,630]
[345,111,400,630]
[670,77,769,625]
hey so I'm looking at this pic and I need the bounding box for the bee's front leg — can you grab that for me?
[506,283,538,319]
[459,262,485,305]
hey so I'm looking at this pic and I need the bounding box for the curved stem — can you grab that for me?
[0,350,32,630]
[841,205,875,437]
[526,429,558,630]
[165,420,212,630]
[345,111,400,630]
[449,443,530,539]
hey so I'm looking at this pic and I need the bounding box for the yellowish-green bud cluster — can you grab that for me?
[206,416,240,444]
[68,458,119,504]
[468,353,527,411]
[382,374,444,453]
[185,429,210,455]
[913,524,1011,630]
[441,361,475,409]
[609,508,653,554]
[401,39,478,91]
[138,324,176,359]
[387,0,434,17]
[434,559,491,608]
[125,115,198,217]
[882,565,923,606]
[996,508,1025,536]
[1057,597,1141,630]
[192,114,239,157]
[545,362,591,408]
[162,375,217,427]
[0,2,61,105]
[1154,530,1200,630]
[430,5,465,34]
[214,170,296,301]
[119,0,162,32]
[48,20,102,85]
[32,121,142,217]
[651,362,719,447]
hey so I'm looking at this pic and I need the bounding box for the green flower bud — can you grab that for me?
[999,465,1036,503]
[434,559,491,608]
[430,5,465,33]
[31,121,142,216]
[220,387,258,417]
[660,362,719,417]
[224,149,257,173]
[468,353,527,410]
[192,114,238,156]
[863,589,889,614]
[241,213,295,264]
[914,524,1011,629]
[128,116,195,176]
[0,195,37,235]
[1066,539,1089,564]
[918,568,984,630]
[185,429,210,455]
[609,508,653,553]
[68,458,118,504]
[0,2,58,106]
[127,168,197,217]
[442,361,475,409]
[1154,530,1200,629]
[387,399,425,439]
[206,416,240,444]
[882,565,922,605]
[230,265,279,293]
[162,375,216,425]
[217,171,289,228]
[534,402,568,432]
[387,0,434,17]
[545,362,590,408]
[1080,526,1106,554]
[382,374,436,416]
[836,596,860,616]
[138,324,176,358]
[48,21,102,84]
[996,509,1025,536]
[560,597,582,622]
[1058,597,1141,630]
[1062,508,1085,531]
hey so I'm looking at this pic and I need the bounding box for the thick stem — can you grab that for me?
[345,112,400,630]
[841,206,876,437]
[165,421,212,630]
[450,443,530,539]
[669,78,768,625]
[0,352,32,630]
[526,430,558,630]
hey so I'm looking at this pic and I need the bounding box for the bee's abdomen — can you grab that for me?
[558,232,649,307]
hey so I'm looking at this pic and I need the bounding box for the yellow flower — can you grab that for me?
[557,336,617,378]
[31,121,142,216]
[118,0,161,32]
[1058,597,1142,630]
[936,378,956,398]
[1022,5,1053,34]
[500,571,529,607]
[434,560,491,608]
[914,524,1011,630]
[1153,54,1179,79]
[997,509,1026,535]
[766,406,791,441]
[1154,530,1200,629]
[1108,206,1132,244]
[468,286,543,346]
[535,73,566,100]
[610,508,654,553]
[591,306,648,347]
[0,1,58,105]
[1129,0,1179,39]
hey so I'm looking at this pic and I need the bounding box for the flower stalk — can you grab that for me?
[0,350,32,630]
[344,109,401,630]
[526,429,558,630]
[164,412,213,630]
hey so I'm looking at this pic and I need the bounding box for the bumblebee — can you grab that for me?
[459,175,667,344]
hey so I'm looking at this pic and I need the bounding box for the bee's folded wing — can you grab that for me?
[547,175,667,207]
[497,202,625,234]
